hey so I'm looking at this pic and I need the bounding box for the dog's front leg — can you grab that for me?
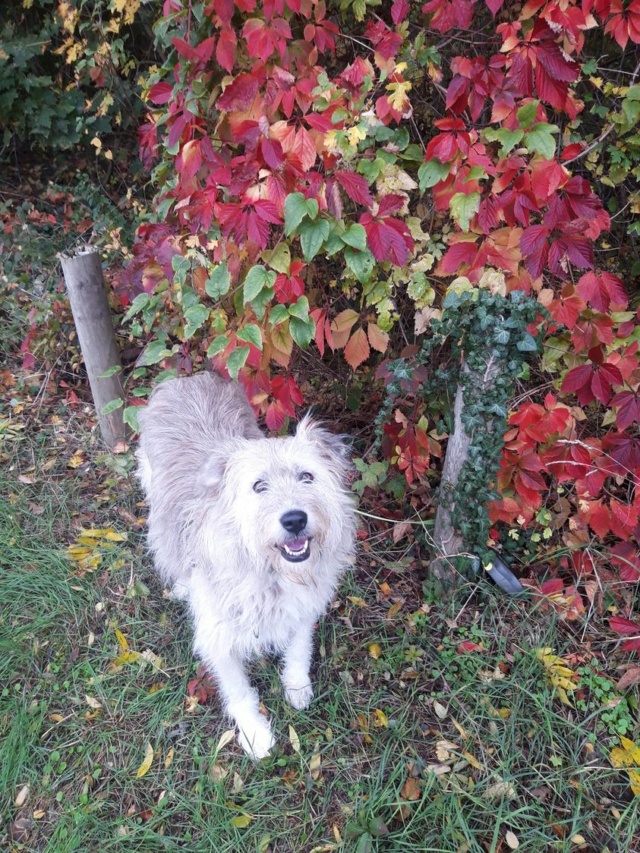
[281,620,315,710]
[204,651,275,760]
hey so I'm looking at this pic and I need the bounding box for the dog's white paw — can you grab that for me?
[236,717,275,760]
[284,682,314,710]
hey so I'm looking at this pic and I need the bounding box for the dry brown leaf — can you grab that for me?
[400,777,421,801]
[309,748,322,781]
[617,667,640,691]
[433,700,448,720]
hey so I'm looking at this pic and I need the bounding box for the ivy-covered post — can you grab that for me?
[429,287,541,592]
[60,245,127,449]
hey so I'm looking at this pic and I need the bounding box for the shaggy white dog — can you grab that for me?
[136,373,356,758]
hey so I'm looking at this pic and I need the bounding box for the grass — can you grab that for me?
[1,409,639,852]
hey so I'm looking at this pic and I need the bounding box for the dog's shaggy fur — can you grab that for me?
[136,373,356,758]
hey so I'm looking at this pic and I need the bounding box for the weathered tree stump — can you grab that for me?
[60,245,127,449]
[431,353,502,590]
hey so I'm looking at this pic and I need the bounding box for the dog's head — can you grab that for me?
[201,416,355,576]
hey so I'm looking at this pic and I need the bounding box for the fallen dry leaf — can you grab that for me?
[15,785,29,808]
[135,743,154,778]
[400,777,421,801]
[617,667,640,691]
[505,829,519,849]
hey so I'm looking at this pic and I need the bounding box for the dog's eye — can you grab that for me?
[299,471,314,483]
[253,480,267,493]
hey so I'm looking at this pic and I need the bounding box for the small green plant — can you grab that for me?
[577,665,636,738]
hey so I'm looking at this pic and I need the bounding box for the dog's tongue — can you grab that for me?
[288,537,307,551]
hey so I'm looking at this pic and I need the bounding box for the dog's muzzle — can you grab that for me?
[278,510,311,563]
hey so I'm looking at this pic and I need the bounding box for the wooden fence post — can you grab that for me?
[60,245,127,449]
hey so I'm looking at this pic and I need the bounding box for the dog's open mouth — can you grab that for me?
[278,537,311,563]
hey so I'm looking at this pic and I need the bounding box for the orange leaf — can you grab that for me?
[330,309,359,349]
[367,322,389,353]
[400,777,421,801]
[344,327,370,370]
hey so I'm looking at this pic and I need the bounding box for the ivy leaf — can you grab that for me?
[298,218,330,261]
[226,345,250,380]
[524,123,559,159]
[341,223,368,251]
[183,303,210,339]
[483,127,523,156]
[516,99,539,129]
[207,335,228,357]
[205,264,231,300]
[288,296,310,321]
[263,243,291,274]
[243,265,276,304]
[236,324,263,350]
[290,316,315,348]
[450,192,481,232]
[344,247,375,282]
[284,192,310,236]
[101,398,123,415]
[138,339,172,366]
[418,159,450,190]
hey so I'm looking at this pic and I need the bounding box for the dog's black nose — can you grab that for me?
[280,510,308,534]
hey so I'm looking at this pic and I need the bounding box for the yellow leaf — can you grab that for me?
[112,650,142,667]
[115,629,129,651]
[372,709,388,728]
[135,743,154,778]
[164,747,174,769]
[368,643,382,660]
[289,725,301,754]
[628,768,640,796]
[463,751,483,771]
[347,595,368,608]
[85,695,102,710]
[230,813,252,828]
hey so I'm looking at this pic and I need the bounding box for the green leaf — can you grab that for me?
[236,324,263,350]
[268,304,290,326]
[284,192,310,236]
[183,303,210,339]
[101,398,123,415]
[288,296,310,321]
[483,127,524,157]
[123,405,140,433]
[263,243,291,274]
[98,364,122,379]
[450,191,481,232]
[524,123,558,160]
[207,335,228,357]
[298,218,330,261]
[341,223,368,251]
[138,339,172,366]
[289,316,315,349]
[516,332,538,352]
[251,287,275,320]
[305,198,319,220]
[226,345,250,380]
[517,100,539,130]
[205,264,230,300]
[122,292,151,324]
[243,265,276,304]
[418,159,450,190]
[344,247,375,283]
[171,254,190,284]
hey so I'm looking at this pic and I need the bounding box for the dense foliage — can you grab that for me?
[116,0,640,623]
[5,0,640,624]
[0,0,153,152]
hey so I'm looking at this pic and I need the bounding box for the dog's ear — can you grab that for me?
[295,414,352,478]
[199,448,229,492]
